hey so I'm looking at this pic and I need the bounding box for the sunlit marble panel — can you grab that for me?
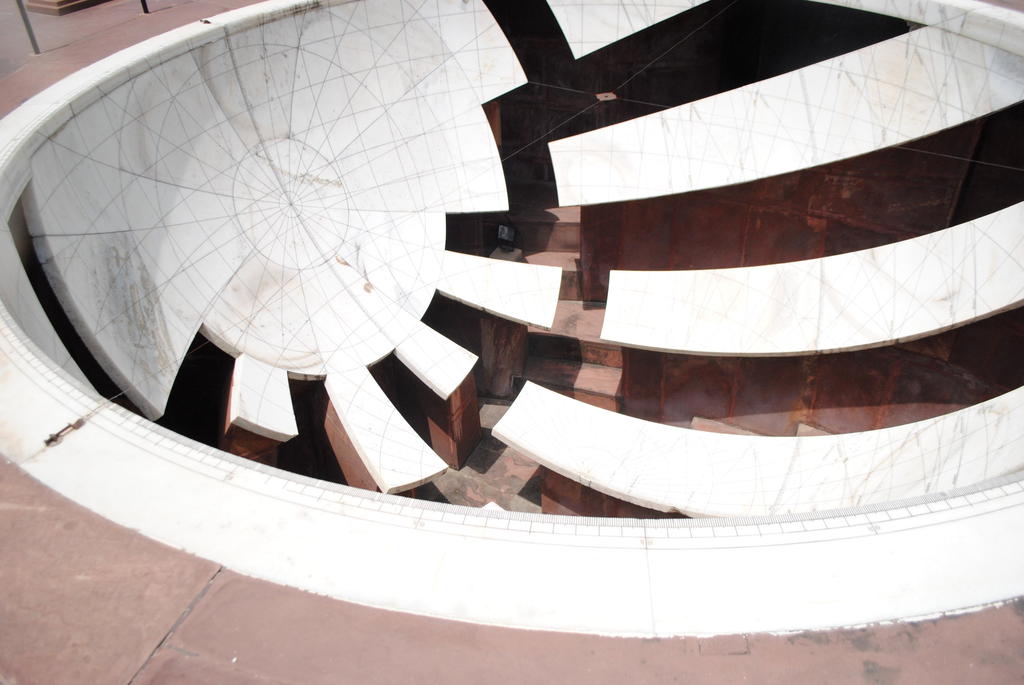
[437,250,562,329]
[227,354,298,442]
[546,0,708,58]
[601,201,1024,355]
[393,319,478,400]
[494,381,1024,517]
[549,26,1024,205]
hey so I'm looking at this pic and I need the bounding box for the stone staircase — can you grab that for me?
[508,198,624,411]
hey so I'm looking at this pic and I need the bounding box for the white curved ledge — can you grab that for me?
[227,354,298,442]
[546,0,708,58]
[437,250,562,329]
[601,201,1024,355]
[494,382,1024,517]
[549,25,1024,205]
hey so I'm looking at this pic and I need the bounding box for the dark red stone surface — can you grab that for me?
[528,332,623,369]
[414,401,544,512]
[523,356,623,411]
[423,294,528,399]
[946,310,1024,392]
[728,357,809,435]
[620,309,1024,436]
[579,121,987,301]
[424,372,482,469]
[324,399,380,492]
[373,354,483,470]
[219,424,282,467]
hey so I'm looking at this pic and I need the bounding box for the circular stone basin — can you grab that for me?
[0,0,1022,641]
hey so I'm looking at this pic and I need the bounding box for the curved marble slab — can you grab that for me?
[437,250,562,329]
[493,381,1024,517]
[548,25,1024,206]
[601,201,1024,356]
[23,0,527,419]
[393,320,478,400]
[227,354,298,442]
[545,0,708,58]
[324,367,447,493]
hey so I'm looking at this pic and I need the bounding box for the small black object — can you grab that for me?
[497,223,516,252]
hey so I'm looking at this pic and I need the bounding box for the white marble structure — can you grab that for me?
[493,382,1024,517]
[438,250,562,328]
[548,26,1024,205]
[601,201,1024,355]
[0,0,1023,639]
[18,0,564,492]
[546,0,708,58]
[227,354,298,442]
[325,368,448,493]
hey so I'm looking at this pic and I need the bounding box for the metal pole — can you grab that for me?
[14,0,40,55]
[140,0,149,13]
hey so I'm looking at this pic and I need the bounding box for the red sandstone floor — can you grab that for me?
[2,2,1024,682]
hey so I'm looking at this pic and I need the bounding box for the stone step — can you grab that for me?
[519,357,622,412]
[516,222,580,253]
[523,250,582,300]
[689,417,760,435]
[527,299,621,367]
[527,332,622,368]
[529,299,605,340]
[512,205,580,253]
[508,204,580,224]
[689,417,835,436]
